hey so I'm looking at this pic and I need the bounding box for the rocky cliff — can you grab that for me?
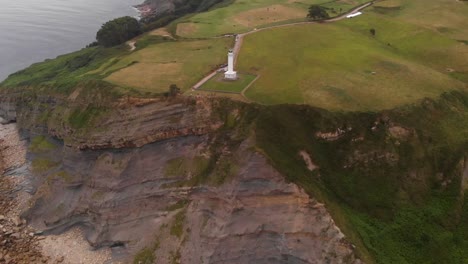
[0,88,362,263]
[8,87,222,150]
[1,86,467,263]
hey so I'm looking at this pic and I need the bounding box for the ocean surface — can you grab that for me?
[0,0,142,82]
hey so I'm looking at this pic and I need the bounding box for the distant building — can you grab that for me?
[346,12,362,18]
[224,50,237,80]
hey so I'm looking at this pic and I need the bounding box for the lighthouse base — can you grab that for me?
[224,71,237,80]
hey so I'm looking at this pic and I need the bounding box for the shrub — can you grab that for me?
[96,16,141,47]
[307,5,329,20]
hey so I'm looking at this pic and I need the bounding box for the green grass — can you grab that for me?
[133,248,155,264]
[68,106,107,129]
[170,210,186,239]
[32,158,59,174]
[164,156,211,180]
[104,38,233,92]
[29,136,56,153]
[390,0,468,41]
[164,157,188,177]
[199,73,257,93]
[1,46,128,91]
[237,12,466,110]
[172,0,369,38]
[165,200,189,211]
[133,236,160,264]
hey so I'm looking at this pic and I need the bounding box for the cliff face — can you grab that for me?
[0,88,361,263]
[22,137,359,263]
[0,92,18,123]
[8,88,221,150]
[2,86,467,264]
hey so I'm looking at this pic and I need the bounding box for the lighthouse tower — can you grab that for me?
[224,49,237,80]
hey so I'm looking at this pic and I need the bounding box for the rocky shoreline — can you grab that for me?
[134,3,156,18]
[0,123,112,264]
[0,123,46,263]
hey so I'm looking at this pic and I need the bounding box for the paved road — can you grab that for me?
[192,69,220,90]
[194,0,375,90]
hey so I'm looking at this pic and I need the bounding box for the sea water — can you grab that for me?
[0,0,142,81]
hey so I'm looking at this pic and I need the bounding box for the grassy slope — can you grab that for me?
[0,46,128,91]
[394,0,468,41]
[0,35,232,94]
[254,91,468,263]
[174,0,369,38]
[105,38,233,92]
[237,9,467,110]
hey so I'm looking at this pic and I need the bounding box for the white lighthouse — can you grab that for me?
[224,49,237,80]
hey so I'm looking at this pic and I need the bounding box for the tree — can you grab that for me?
[168,84,181,97]
[96,16,141,47]
[370,28,376,36]
[307,5,329,20]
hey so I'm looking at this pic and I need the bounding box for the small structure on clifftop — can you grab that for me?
[224,49,237,80]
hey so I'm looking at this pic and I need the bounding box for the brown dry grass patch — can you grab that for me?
[150,27,173,38]
[176,23,199,37]
[107,62,183,92]
[233,5,306,27]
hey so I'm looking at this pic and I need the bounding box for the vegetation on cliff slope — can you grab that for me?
[4,78,468,263]
[254,91,468,263]
[96,16,141,47]
[0,47,127,90]
[0,0,466,262]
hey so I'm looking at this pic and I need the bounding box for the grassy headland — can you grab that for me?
[0,1,467,262]
[105,38,232,92]
[173,0,369,38]
[236,6,467,110]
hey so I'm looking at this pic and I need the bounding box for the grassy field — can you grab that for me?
[236,9,467,111]
[103,38,233,93]
[174,0,369,38]
[374,0,468,41]
[199,73,257,93]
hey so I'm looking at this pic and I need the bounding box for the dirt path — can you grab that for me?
[127,41,136,51]
[192,69,220,89]
[240,74,260,99]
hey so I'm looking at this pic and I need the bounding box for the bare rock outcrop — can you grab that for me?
[4,89,223,150]
[18,133,360,263]
[181,152,359,264]
[0,124,50,264]
[0,90,361,263]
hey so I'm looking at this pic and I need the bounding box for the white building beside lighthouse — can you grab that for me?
[224,49,237,80]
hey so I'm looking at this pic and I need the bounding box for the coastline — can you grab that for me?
[0,0,144,82]
[133,1,156,19]
[0,123,112,264]
[0,123,45,263]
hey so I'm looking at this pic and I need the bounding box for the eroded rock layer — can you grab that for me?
[0,90,361,263]
[21,136,359,263]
